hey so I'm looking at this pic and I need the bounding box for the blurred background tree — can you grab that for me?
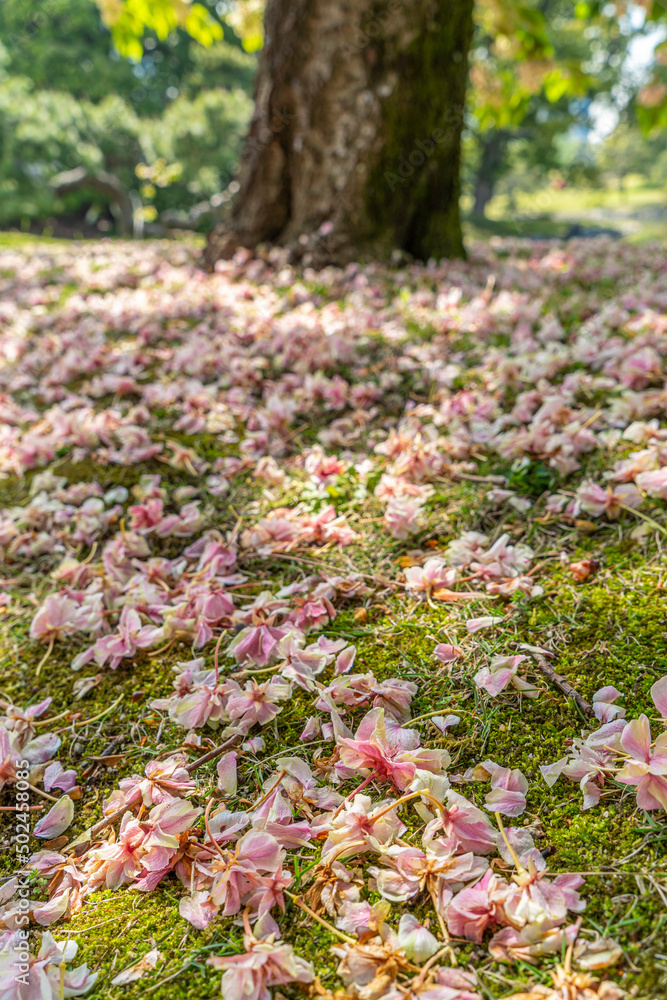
[0,0,255,232]
[463,1,656,219]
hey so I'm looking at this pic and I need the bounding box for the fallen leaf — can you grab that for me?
[89,754,125,767]
[574,519,599,533]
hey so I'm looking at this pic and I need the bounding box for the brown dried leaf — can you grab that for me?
[574,519,599,534]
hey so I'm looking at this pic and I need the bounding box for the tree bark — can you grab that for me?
[51,167,140,237]
[204,0,474,269]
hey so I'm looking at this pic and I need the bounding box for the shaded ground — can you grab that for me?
[0,235,666,1000]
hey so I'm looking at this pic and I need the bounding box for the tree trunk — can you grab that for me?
[204,0,474,269]
[51,167,140,237]
[472,130,509,218]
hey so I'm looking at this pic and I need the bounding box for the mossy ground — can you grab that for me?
[0,238,666,999]
[2,466,666,998]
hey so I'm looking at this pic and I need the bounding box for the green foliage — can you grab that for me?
[97,0,265,58]
[183,41,257,95]
[98,0,223,60]
[144,86,253,212]
[507,458,558,496]
[223,0,265,52]
[0,0,255,116]
[0,73,252,228]
[464,0,644,214]
[0,0,256,230]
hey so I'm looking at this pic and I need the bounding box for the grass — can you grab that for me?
[464,177,667,244]
[2,477,666,998]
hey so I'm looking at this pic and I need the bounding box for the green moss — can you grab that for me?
[3,273,667,999]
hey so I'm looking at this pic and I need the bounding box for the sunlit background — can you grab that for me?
[1,0,667,244]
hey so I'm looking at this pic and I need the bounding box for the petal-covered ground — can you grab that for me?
[1,235,666,1000]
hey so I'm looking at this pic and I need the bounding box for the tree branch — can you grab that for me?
[532,653,593,716]
[51,167,138,237]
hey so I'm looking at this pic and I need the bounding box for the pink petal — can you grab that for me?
[432,715,461,733]
[636,468,667,498]
[335,646,357,674]
[179,891,218,929]
[33,890,70,925]
[651,676,667,719]
[216,752,238,795]
[28,697,53,719]
[636,774,667,811]
[43,762,78,793]
[620,715,652,763]
[593,685,622,705]
[466,616,504,633]
[299,716,320,741]
[474,666,513,696]
[485,787,526,817]
[433,643,462,663]
[237,829,282,870]
[540,757,569,787]
[34,795,75,838]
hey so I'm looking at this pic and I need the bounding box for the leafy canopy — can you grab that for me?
[97,0,264,57]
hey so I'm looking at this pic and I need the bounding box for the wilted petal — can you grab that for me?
[592,685,625,723]
[33,889,70,925]
[22,733,61,764]
[34,795,75,839]
[620,715,652,763]
[335,646,357,674]
[485,787,527,817]
[637,774,667,811]
[433,643,462,664]
[398,913,439,962]
[300,716,320,741]
[466,616,504,633]
[651,675,667,720]
[43,761,78,793]
[432,715,461,733]
[539,757,569,787]
[237,829,283,871]
[179,891,218,929]
[574,935,623,971]
[474,666,513,696]
[216,752,238,795]
[111,947,162,986]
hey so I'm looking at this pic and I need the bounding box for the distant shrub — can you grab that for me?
[0,76,252,229]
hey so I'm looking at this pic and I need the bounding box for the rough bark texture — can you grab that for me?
[204,0,474,269]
